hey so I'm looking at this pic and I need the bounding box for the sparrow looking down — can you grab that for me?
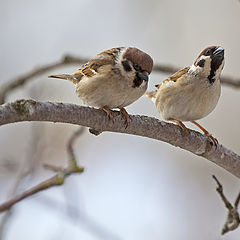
[49,47,153,125]
[146,46,224,145]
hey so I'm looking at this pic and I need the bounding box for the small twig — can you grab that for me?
[212,175,240,235]
[234,192,240,208]
[67,127,85,167]
[0,127,85,213]
[0,55,239,105]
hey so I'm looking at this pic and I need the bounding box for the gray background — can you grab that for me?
[0,0,240,239]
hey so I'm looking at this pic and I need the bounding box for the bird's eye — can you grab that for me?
[205,48,216,56]
[197,59,205,67]
[133,63,141,71]
[205,49,211,55]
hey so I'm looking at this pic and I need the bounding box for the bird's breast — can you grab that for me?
[155,76,221,121]
[75,71,147,109]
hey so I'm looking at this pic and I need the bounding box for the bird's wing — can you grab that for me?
[155,67,190,88]
[74,47,124,82]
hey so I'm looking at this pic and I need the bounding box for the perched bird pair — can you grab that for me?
[49,46,225,145]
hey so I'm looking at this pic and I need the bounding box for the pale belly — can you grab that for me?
[76,75,147,109]
[155,80,221,121]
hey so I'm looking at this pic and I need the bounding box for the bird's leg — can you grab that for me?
[191,121,218,146]
[102,107,114,121]
[119,108,132,127]
[169,118,190,135]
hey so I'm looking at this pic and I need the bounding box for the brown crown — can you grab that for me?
[123,47,153,74]
[194,46,219,66]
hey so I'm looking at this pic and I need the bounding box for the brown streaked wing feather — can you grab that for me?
[74,62,95,79]
[166,67,190,82]
[73,59,111,81]
[100,47,123,59]
[74,62,89,81]
[155,67,190,89]
[164,67,189,82]
[73,47,123,82]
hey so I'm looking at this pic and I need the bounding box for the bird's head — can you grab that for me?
[190,46,225,84]
[118,47,153,88]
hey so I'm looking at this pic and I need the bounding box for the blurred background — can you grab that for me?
[0,0,240,239]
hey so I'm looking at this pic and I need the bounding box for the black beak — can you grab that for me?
[138,72,149,82]
[133,71,149,88]
[213,47,224,57]
[211,47,224,68]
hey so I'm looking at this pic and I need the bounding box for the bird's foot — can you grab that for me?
[119,108,132,127]
[102,107,114,121]
[191,121,218,147]
[169,118,190,135]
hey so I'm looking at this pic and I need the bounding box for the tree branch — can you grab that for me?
[212,175,240,235]
[0,55,239,105]
[0,127,85,213]
[0,99,240,178]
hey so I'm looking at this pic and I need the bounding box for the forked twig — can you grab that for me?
[212,175,240,235]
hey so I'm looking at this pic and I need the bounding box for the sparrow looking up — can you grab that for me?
[49,47,153,125]
[145,46,225,145]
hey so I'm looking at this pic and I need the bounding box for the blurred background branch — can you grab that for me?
[1,1,240,239]
[0,127,85,213]
[0,56,88,105]
[0,55,240,105]
[213,175,240,235]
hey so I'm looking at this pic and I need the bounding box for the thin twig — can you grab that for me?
[0,55,239,104]
[0,127,85,213]
[212,175,240,235]
[67,127,85,167]
[0,99,240,179]
[234,192,240,208]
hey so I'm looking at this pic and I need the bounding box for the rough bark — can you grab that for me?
[0,99,240,178]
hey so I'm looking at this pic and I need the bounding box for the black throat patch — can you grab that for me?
[208,70,216,84]
[208,57,223,84]
[133,72,143,88]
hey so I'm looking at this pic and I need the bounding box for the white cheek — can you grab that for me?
[189,58,211,78]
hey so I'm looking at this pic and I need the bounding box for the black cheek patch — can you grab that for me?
[197,59,205,67]
[132,72,143,88]
[121,60,132,72]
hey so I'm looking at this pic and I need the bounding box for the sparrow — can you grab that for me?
[145,46,225,145]
[49,47,153,125]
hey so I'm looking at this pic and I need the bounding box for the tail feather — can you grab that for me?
[48,74,79,84]
[145,90,157,102]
